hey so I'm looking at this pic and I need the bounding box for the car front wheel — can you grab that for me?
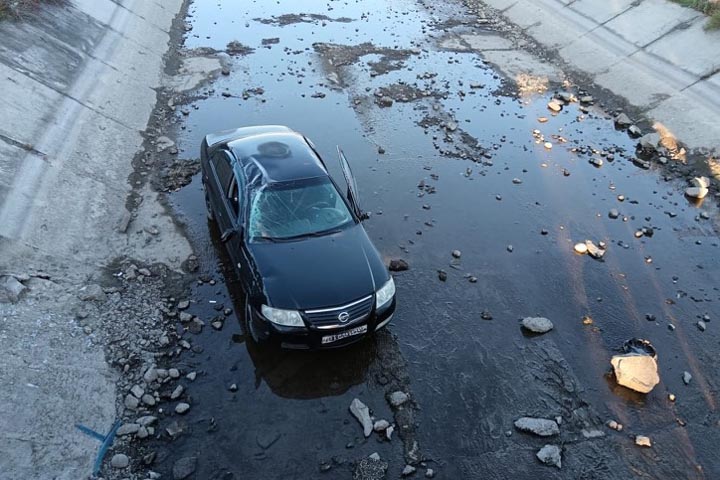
[204,188,215,222]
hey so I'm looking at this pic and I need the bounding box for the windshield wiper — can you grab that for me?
[278,228,343,241]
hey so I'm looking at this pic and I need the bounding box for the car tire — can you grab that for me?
[244,293,262,344]
[204,188,215,222]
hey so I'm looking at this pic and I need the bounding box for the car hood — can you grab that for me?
[249,224,388,310]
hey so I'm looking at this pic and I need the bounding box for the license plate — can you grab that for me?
[321,325,368,344]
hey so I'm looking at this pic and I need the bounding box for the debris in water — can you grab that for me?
[635,435,652,447]
[610,338,659,393]
[349,398,373,437]
[521,317,554,333]
[536,445,561,468]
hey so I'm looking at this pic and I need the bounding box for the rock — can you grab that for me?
[607,420,623,431]
[635,435,652,447]
[171,385,184,400]
[544,142,552,149]
[614,113,632,128]
[172,456,197,480]
[521,317,553,333]
[136,426,149,439]
[585,240,606,259]
[117,423,140,436]
[385,424,394,440]
[574,243,588,254]
[130,385,144,398]
[177,300,190,310]
[186,371,197,381]
[628,125,642,137]
[141,394,156,406]
[513,417,559,437]
[683,371,692,385]
[389,391,409,407]
[369,452,381,461]
[536,445,561,468]
[451,250,461,258]
[143,366,158,384]
[111,453,129,469]
[373,419,390,432]
[175,402,190,414]
[668,393,676,402]
[638,133,660,152]
[402,465,417,476]
[608,209,619,219]
[78,284,106,302]
[229,383,238,392]
[389,259,409,271]
[589,157,603,167]
[611,344,659,394]
[124,394,140,410]
[547,100,562,112]
[445,120,458,132]
[437,270,447,281]
[685,187,708,199]
[137,415,157,426]
[0,275,27,303]
[506,244,514,253]
[179,312,193,323]
[512,177,522,184]
[691,176,710,189]
[582,428,605,439]
[378,146,385,154]
[697,320,706,332]
[579,95,593,104]
[557,92,574,103]
[349,398,373,437]
[169,368,180,379]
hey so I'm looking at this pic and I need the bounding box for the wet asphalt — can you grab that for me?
[157,0,720,478]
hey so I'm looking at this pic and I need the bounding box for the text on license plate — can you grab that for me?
[321,325,368,344]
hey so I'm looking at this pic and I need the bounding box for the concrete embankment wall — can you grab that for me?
[0,1,182,478]
[479,0,720,152]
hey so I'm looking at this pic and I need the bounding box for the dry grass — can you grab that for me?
[671,0,720,30]
[0,0,66,20]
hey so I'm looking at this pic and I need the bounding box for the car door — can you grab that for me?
[208,149,235,232]
[336,146,365,220]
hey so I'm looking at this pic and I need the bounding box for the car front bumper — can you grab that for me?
[247,297,396,350]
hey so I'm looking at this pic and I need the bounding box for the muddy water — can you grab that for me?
[161,0,720,478]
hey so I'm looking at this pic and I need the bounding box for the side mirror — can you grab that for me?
[220,228,236,243]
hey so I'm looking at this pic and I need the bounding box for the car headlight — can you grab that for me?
[375,277,395,309]
[261,305,305,327]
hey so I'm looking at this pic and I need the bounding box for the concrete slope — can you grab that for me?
[479,0,720,152]
[0,0,184,478]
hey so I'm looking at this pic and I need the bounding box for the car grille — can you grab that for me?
[303,295,374,329]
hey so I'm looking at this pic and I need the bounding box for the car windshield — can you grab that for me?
[248,177,354,241]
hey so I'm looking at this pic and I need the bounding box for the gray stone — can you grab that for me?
[425,468,435,478]
[638,133,660,151]
[608,209,620,219]
[514,417,560,436]
[168,368,180,379]
[155,136,175,152]
[349,398,373,437]
[521,317,554,333]
[136,415,157,427]
[141,394,156,406]
[635,435,652,447]
[130,385,144,398]
[389,391,409,407]
[373,419,390,432]
[124,394,140,410]
[685,186,708,199]
[614,113,632,127]
[683,371,692,385]
[117,423,140,436]
[175,402,190,414]
[628,125,642,137]
[171,385,184,400]
[0,275,27,303]
[78,284,106,302]
[111,453,129,469]
[177,300,190,310]
[402,465,417,476]
[186,371,197,381]
[143,366,158,384]
[172,456,197,480]
[136,426,149,439]
[536,445,561,468]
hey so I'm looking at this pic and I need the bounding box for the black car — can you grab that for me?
[200,125,396,349]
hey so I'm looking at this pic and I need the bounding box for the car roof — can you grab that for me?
[227,131,328,183]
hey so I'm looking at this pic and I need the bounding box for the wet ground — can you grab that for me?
[152,0,720,478]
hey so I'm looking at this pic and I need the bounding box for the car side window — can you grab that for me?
[211,150,233,193]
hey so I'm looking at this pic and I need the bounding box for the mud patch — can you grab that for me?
[156,158,200,193]
[314,42,419,85]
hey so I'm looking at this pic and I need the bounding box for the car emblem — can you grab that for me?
[338,311,350,323]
